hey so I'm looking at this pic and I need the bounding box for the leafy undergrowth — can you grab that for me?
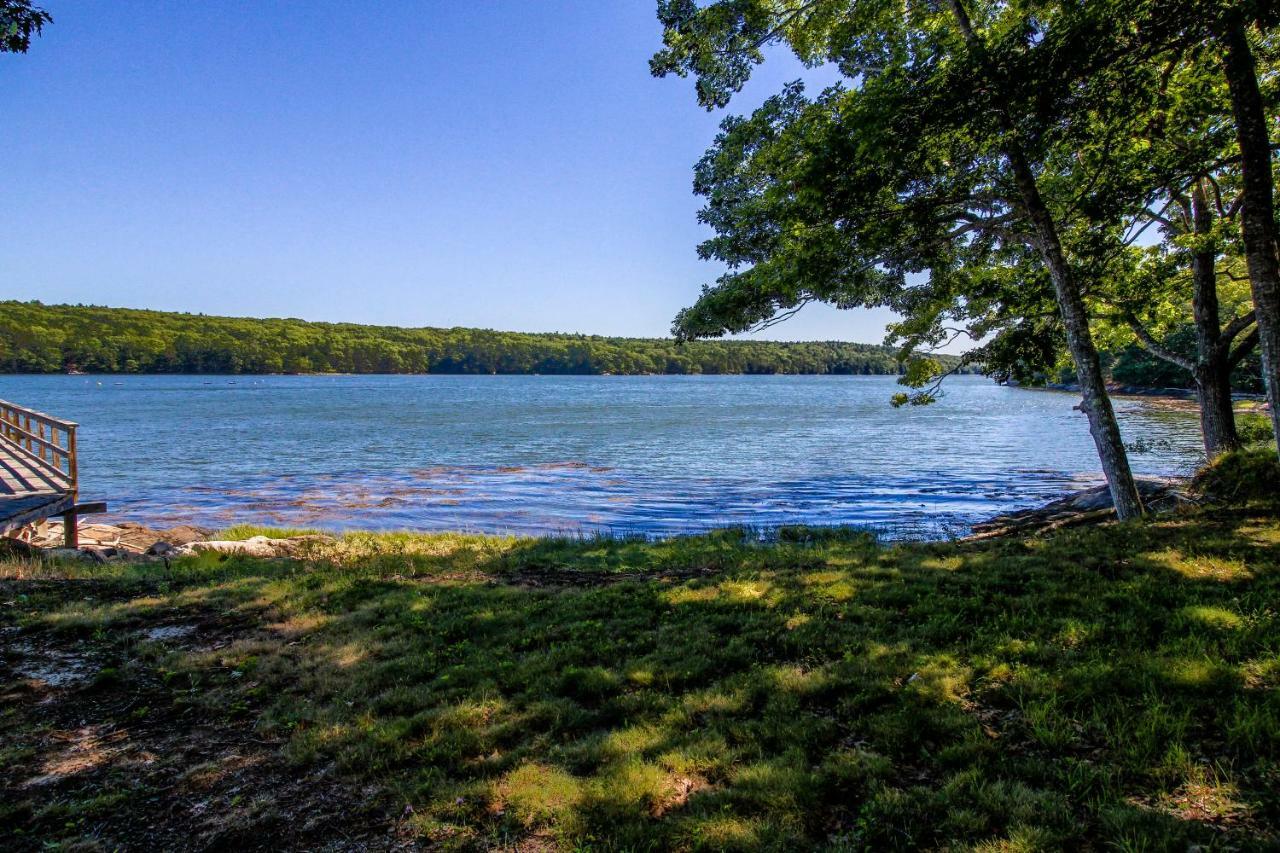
[2,508,1279,850]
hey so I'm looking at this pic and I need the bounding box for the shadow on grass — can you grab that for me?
[3,505,1279,849]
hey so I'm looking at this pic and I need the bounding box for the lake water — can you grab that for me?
[1,374,1206,538]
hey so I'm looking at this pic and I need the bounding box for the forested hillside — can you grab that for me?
[0,301,965,376]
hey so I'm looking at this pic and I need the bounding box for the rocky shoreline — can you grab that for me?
[8,521,337,562]
[1031,381,1268,406]
[0,476,1198,563]
[965,478,1194,539]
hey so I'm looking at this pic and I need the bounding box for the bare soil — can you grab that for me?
[0,590,401,852]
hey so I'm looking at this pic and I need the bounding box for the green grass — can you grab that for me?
[215,524,327,540]
[4,507,1280,849]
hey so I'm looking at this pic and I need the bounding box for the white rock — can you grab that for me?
[186,536,288,558]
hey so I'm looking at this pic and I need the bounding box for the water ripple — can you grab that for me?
[0,374,1206,538]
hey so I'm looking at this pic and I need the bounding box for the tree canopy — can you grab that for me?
[0,0,50,53]
[652,0,1280,515]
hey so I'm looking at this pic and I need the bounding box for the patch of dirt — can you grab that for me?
[7,642,96,690]
[652,774,709,817]
[142,624,198,643]
[1127,783,1271,840]
[0,609,405,851]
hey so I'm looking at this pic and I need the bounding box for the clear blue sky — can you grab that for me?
[3,1,901,343]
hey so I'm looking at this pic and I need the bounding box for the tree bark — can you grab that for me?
[946,0,1144,518]
[1189,181,1241,456]
[1020,168,1144,519]
[1221,16,1280,454]
[1196,360,1239,455]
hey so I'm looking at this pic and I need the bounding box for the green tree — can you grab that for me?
[1216,7,1280,456]
[651,0,1160,517]
[1102,200,1259,457]
[1,0,49,53]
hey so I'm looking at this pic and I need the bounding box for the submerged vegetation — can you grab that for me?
[0,301,975,377]
[4,504,1280,849]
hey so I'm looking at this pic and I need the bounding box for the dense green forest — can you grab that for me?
[1104,331,1265,394]
[0,301,972,376]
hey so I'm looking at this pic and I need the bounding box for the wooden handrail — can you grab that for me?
[0,419,69,455]
[0,400,76,432]
[0,399,77,488]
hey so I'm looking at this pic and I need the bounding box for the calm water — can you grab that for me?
[1,374,1205,538]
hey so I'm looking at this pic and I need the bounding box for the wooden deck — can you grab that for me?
[0,445,75,536]
[0,399,85,545]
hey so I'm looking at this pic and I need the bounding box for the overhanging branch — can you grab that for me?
[1222,309,1257,344]
[1229,326,1259,369]
[1123,313,1194,371]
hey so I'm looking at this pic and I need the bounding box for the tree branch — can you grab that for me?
[1203,172,1230,219]
[748,298,814,333]
[709,0,826,59]
[1222,309,1257,344]
[1229,326,1259,369]
[945,212,1018,239]
[1124,313,1194,371]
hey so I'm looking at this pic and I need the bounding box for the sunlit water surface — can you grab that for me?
[1,374,1205,538]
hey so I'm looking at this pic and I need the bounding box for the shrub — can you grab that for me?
[1236,413,1276,447]
[1190,446,1280,503]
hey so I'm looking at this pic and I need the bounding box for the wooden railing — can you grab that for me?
[0,399,78,489]
[0,400,103,547]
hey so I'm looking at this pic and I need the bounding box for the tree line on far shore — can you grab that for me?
[4,300,1257,389]
[0,301,979,377]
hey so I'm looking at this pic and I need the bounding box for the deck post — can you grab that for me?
[63,424,78,548]
[63,510,78,548]
[67,423,78,488]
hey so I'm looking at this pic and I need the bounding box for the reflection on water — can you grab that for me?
[0,374,1206,538]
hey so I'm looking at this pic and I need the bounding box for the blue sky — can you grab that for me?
[3,1,900,343]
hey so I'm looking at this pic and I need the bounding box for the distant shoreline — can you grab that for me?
[2,300,981,378]
[1027,381,1268,410]
[8,370,984,378]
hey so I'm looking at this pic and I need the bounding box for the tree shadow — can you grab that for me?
[4,505,1279,849]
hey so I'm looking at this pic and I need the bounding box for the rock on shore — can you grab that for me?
[20,522,333,562]
[177,535,334,558]
[29,520,213,553]
[967,478,1193,539]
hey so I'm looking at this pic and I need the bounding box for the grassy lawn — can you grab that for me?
[3,508,1279,850]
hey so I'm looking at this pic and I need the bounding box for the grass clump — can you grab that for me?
[3,512,1280,849]
[215,524,326,540]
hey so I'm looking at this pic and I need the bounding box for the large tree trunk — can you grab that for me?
[1022,176,1145,519]
[1196,361,1239,456]
[1221,16,1280,454]
[946,0,1144,518]
[1189,181,1240,456]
